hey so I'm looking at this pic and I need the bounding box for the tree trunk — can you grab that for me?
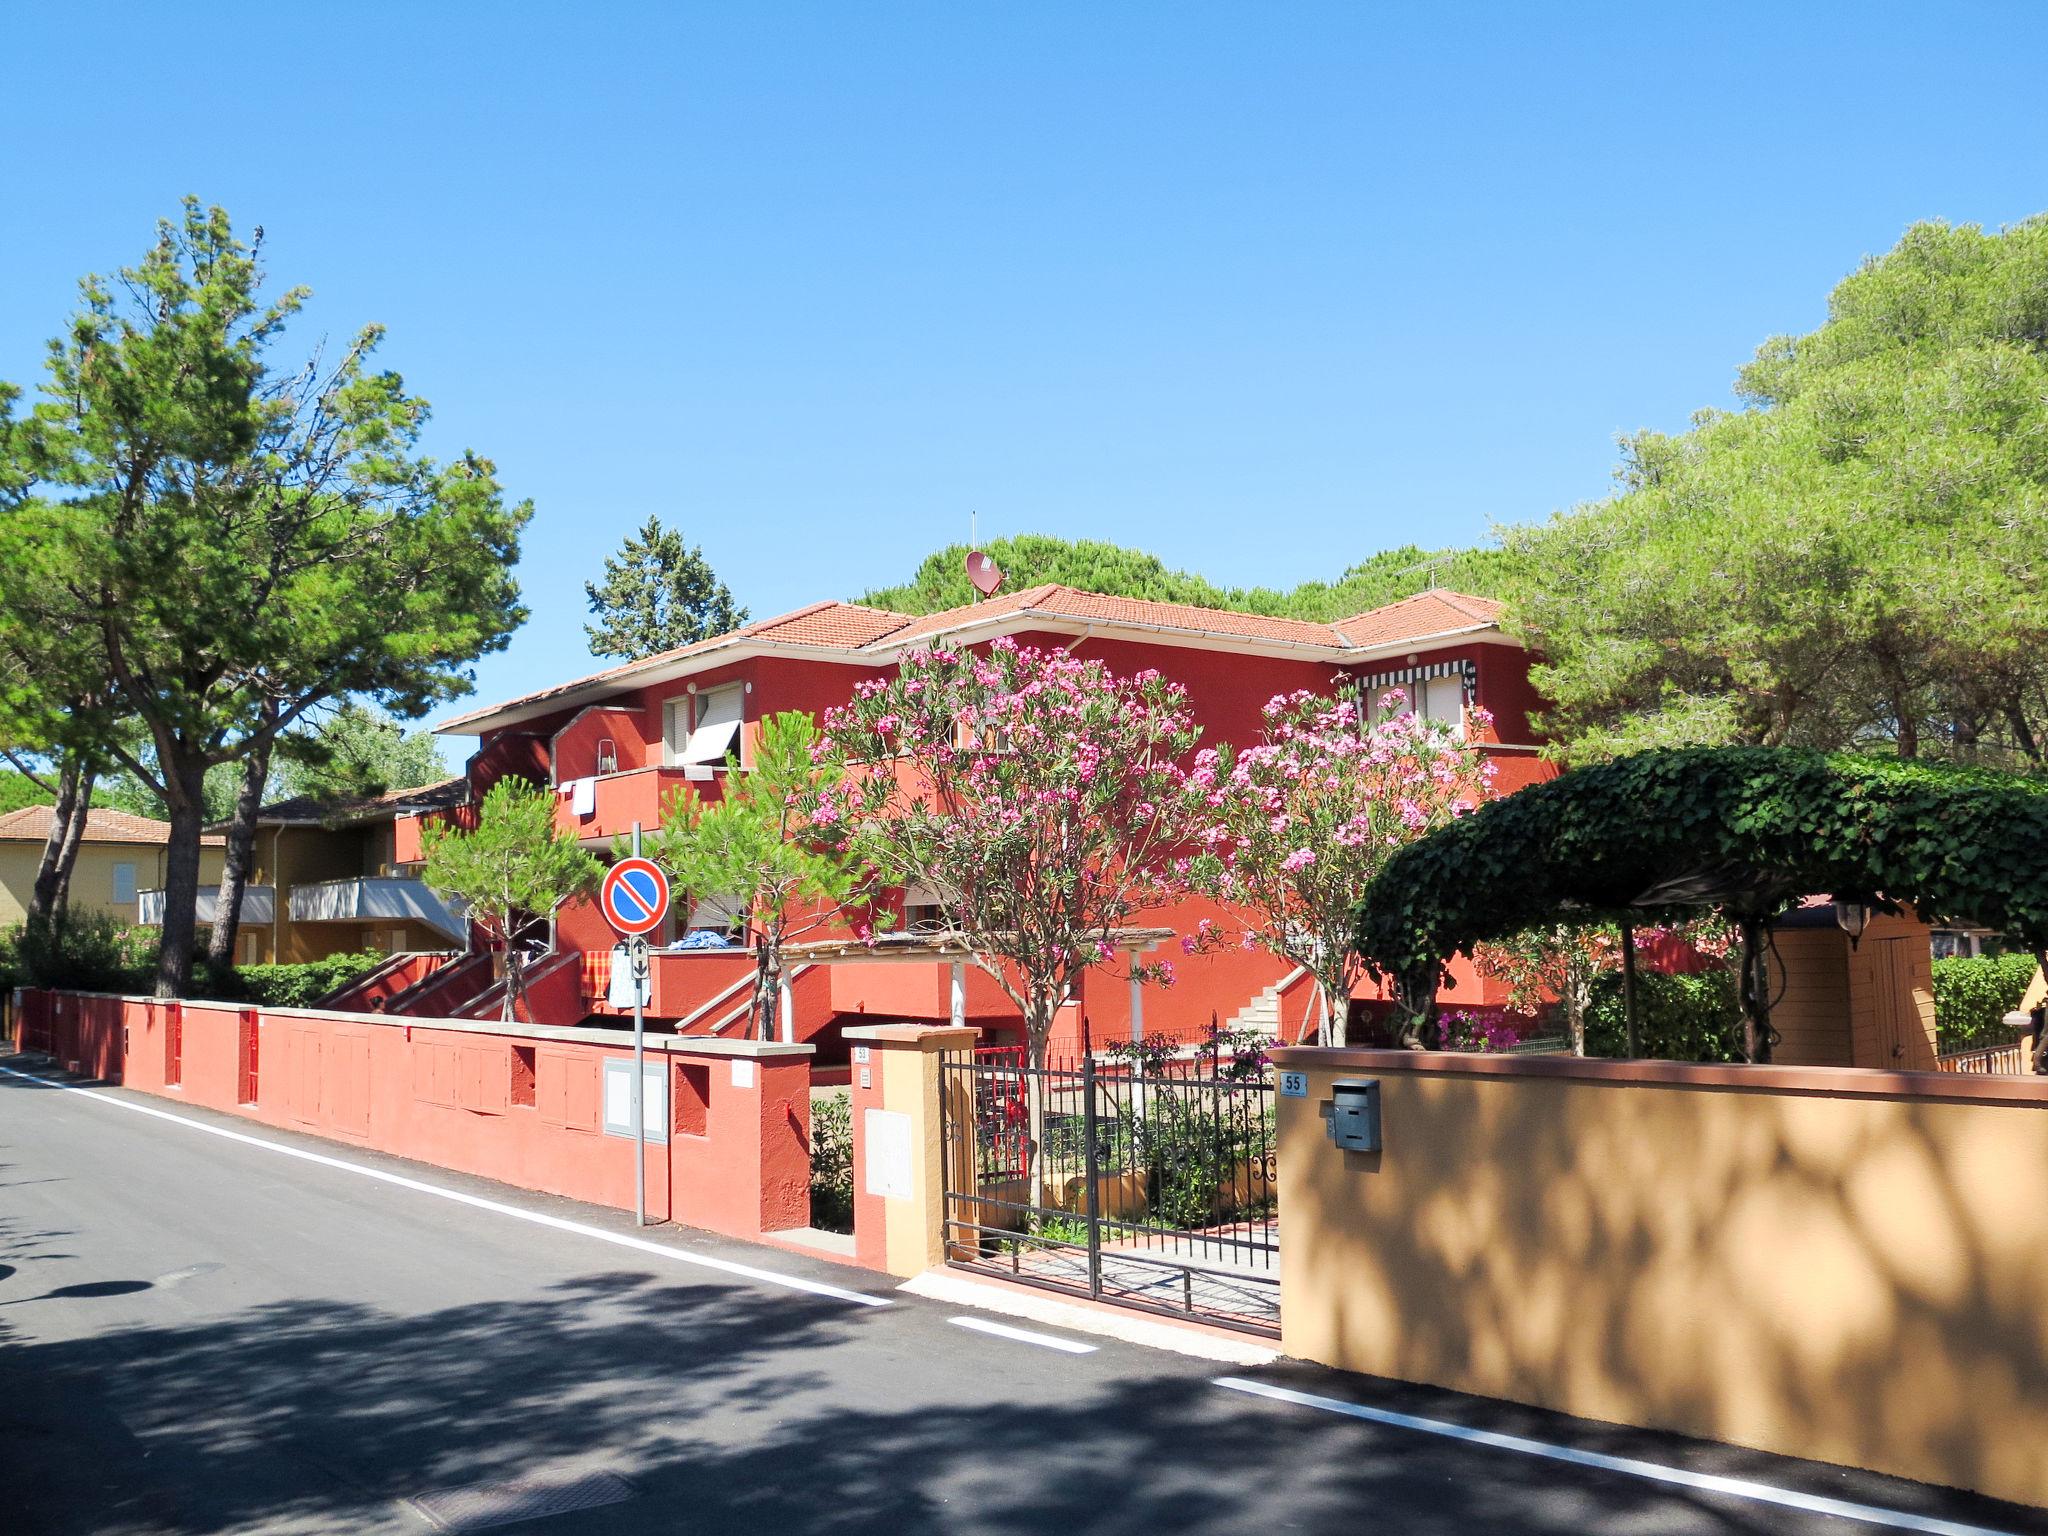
[759,943,784,1043]
[2004,702,2042,767]
[501,942,523,1023]
[1311,980,1338,1048]
[154,754,210,999]
[1392,965,1437,1050]
[1737,916,1774,1064]
[1619,916,1641,1059]
[47,767,95,918]
[206,739,273,978]
[28,759,90,940]
[1024,997,1057,1218]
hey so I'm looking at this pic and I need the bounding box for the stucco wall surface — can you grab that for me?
[17,989,814,1239]
[1273,1048,2048,1508]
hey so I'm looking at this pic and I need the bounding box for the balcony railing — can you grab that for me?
[552,764,725,842]
[287,877,469,942]
[138,885,276,927]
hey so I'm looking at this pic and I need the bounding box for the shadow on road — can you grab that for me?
[3,1261,2043,1536]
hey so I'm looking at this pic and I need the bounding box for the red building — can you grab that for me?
[415,583,1554,1055]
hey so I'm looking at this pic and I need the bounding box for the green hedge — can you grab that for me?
[1931,953,2038,1053]
[0,921,384,1009]
[197,951,385,1009]
[1585,969,1746,1063]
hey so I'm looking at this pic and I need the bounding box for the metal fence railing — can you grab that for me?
[1935,1027,2041,1075]
[940,1047,1280,1337]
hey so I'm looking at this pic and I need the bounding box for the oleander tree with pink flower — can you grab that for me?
[1183,688,1494,1046]
[1475,915,1736,1057]
[819,636,1200,1072]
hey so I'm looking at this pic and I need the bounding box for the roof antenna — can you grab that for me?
[1393,552,1453,592]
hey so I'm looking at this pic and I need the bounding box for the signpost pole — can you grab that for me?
[631,821,646,1228]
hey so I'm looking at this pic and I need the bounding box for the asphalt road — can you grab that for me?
[2,1050,2041,1536]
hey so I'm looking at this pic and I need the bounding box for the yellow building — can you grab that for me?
[0,805,225,930]
[179,780,473,965]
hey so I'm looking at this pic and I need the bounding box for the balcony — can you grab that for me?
[579,945,761,1024]
[138,885,275,928]
[287,877,469,943]
[551,765,724,844]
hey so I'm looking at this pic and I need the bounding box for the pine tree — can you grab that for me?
[419,778,602,1021]
[1,201,531,995]
[584,517,747,659]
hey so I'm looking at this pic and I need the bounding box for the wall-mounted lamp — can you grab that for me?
[1833,901,1871,947]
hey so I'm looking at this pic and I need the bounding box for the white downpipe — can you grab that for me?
[950,962,966,1030]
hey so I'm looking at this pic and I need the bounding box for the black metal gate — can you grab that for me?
[939,1047,1279,1337]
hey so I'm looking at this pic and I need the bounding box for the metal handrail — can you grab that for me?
[312,949,458,1010]
[673,968,761,1032]
[384,949,492,1014]
[457,947,580,1020]
[702,962,815,1036]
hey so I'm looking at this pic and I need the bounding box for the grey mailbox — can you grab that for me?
[1327,1078,1382,1152]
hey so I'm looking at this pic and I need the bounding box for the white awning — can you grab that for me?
[678,717,741,767]
[138,885,276,928]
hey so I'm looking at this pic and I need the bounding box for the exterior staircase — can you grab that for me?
[315,950,461,1013]
[1224,985,1283,1039]
[455,948,582,1024]
[1222,967,1321,1043]
[378,950,496,1019]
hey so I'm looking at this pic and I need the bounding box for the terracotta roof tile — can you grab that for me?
[1332,590,1504,647]
[743,600,915,648]
[437,583,1512,734]
[876,585,1344,649]
[244,775,470,828]
[0,804,225,846]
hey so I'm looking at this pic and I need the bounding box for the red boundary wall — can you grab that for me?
[12,988,814,1240]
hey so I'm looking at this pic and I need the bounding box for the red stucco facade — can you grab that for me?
[425,585,1558,1051]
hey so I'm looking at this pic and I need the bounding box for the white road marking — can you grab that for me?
[948,1315,1098,1353]
[1213,1377,2020,1536]
[0,1064,888,1310]
[900,1269,1278,1364]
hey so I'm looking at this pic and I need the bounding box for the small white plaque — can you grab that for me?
[863,1108,914,1200]
[858,1066,872,1090]
[1279,1071,1309,1099]
[852,1044,871,1064]
[730,1058,757,1090]
[606,941,650,1009]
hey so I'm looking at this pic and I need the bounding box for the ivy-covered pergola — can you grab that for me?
[1355,748,2048,1065]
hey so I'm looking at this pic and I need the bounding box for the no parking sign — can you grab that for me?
[600,857,670,936]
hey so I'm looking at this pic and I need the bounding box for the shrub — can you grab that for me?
[1113,1089,1274,1230]
[199,951,384,1009]
[0,913,155,994]
[809,1091,854,1233]
[1931,953,2039,1053]
[1437,1010,1524,1053]
[1585,968,1745,1063]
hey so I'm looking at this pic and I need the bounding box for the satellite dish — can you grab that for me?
[965,549,1004,597]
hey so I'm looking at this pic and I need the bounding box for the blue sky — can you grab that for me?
[4,2,2045,725]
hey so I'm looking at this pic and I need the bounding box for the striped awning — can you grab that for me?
[1353,658,1478,698]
